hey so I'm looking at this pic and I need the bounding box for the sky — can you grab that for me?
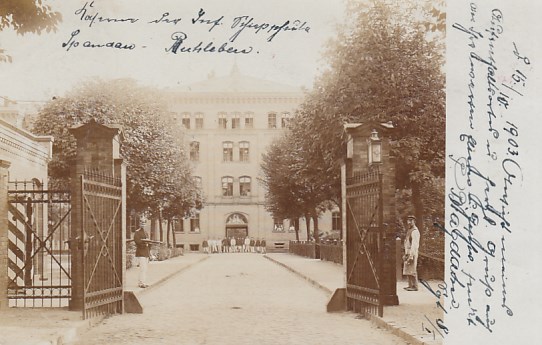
[0,0,346,102]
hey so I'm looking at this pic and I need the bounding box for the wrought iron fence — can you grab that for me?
[7,179,72,307]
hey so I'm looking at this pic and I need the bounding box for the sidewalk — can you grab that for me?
[0,253,208,345]
[126,253,209,296]
[265,253,444,345]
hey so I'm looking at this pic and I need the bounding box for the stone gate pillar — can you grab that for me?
[68,120,125,311]
[344,122,398,306]
[0,160,11,310]
[115,157,127,313]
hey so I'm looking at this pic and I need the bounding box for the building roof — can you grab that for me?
[176,64,304,94]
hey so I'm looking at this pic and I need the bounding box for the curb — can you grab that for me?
[366,313,439,345]
[136,255,210,297]
[264,255,440,345]
[263,255,333,295]
[51,315,106,345]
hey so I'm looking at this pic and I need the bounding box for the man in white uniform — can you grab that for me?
[403,215,420,291]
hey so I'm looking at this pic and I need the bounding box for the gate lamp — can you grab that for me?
[368,129,382,164]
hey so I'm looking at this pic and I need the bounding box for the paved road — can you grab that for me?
[75,254,405,345]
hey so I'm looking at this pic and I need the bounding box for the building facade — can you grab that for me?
[0,97,52,183]
[167,68,337,251]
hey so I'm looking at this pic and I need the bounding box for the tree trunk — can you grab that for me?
[150,217,157,241]
[158,212,164,243]
[126,214,132,240]
[172,225,177,247]
[166,218,171,247]
[338,202,343,241]
[312,214,320,243]
[304,215,311,241]
[312,212,320,259]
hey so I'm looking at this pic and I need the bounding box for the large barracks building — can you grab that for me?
[167,67,338,251]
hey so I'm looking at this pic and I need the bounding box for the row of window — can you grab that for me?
[268,112,291,129]
[190,176,253,197]
[222,176,251,196]
[173,214,200,233]
[177,112,292,130]
[190,141,250,162]
[179,113,204,129]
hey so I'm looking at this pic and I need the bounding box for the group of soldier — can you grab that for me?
[202,237,267,254]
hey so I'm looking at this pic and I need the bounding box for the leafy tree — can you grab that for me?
[261,127,334,244]
[333,0,444,231]
[262,0,445,254]
[32,79,201,222]
[0,0,62,62]
[162,178,203,247]
[304,0,443,224]
[260,136,307,241]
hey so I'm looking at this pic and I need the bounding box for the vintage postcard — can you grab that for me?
[0,1,540,344]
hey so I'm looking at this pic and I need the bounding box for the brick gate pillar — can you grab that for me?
[381,153,399,306]
[344,122,398,306]
[68,120,124,311]
[0,160,11,310]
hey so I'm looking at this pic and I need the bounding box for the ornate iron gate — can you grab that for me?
[345,169,384,317]
[80,170,123,319]
[7,180,72,307]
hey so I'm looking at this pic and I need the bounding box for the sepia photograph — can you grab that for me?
[0,0,539,344]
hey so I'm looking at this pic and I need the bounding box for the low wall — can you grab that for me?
[290,239,443,281]
[289,240,343,264]
[289,241,316,258]
[319,243,343,264]
[417,252,445,280]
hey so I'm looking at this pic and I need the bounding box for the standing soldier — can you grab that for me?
[244,236,250,252]
[222,237,229,253]
[403,215,420,291]
[134,221,151,288]
[208,238,214,253]
[260,238,266,254]
[236,237,242,253]
[230,237,236,253]
[250,237,255,253]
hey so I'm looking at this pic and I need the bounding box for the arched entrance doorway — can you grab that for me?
[225,213,248,238]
